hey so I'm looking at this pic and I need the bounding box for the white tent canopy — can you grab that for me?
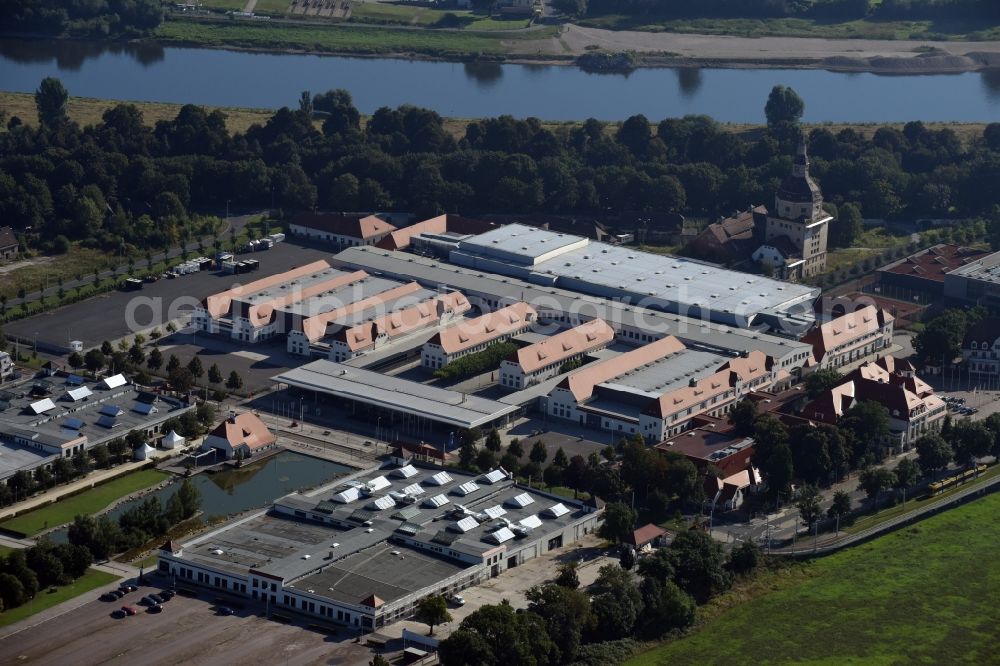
[133,443,155,461]
[162,430,185,449]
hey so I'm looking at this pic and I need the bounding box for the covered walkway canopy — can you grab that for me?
[272,360,518,431]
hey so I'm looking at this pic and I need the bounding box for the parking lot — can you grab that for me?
[5,241,333,351]
[0,576,377,666]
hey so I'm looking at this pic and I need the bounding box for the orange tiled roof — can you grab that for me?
[428,302,537,355]
[508,319,615,374]
[557,335,686,402]
[203,260,331,319]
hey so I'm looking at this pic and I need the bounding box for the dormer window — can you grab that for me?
[972,341,978,349]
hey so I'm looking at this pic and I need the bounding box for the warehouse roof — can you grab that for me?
[450,224,816,327]
[331,248,814,362]
[272,361,518,428]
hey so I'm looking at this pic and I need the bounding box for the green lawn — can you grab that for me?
[157,17,556,58]
[197,0,247,10]
[843,464,1000,535]
[348,4,530,30]
[0,469,169,537]
[0,569,118,628]
[628,492,1000,665]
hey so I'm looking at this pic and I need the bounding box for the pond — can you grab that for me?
[47,450,351,543]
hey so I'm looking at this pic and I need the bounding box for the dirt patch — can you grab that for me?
[0,256,54,276]
[555,24,1000,73]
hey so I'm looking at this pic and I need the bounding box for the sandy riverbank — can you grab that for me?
[543,25,1000,74]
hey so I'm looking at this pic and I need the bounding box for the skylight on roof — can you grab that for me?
[29,398,56,415]
[426,471,453,486]
[506,492,534,509]
[487,527,515,544]
[483,505,507,520]
[423,493,450,508]
[452,516,479,533]
[482,469,506,484]
[402,483,425,496]
[543,503,570,518]
[454,481,479,496]
[392,464,418,479]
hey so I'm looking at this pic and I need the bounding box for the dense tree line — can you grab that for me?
[7,79,1000,262]
[912,306,986,364]
[0,539,94,612]
[439,532,760,665]
[0,437,135,511]
[0,0,163,37]
[743,397,891,503]
[68,477,201,558]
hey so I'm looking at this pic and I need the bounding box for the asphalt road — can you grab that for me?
[6,240,333,351]
[0,577,375,666]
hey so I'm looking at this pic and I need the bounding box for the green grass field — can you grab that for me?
[628,492,1000,665]
[157,18,556,58]
[0,469,169,537]
[0,569,118,628]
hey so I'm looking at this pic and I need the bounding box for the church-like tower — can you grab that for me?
[758,142,831,280]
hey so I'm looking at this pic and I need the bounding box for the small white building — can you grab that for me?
[289,213,396,249]
[202,412,277,460]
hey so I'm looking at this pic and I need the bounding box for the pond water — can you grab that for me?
[47,450,351,543]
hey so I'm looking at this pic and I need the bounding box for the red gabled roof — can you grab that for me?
[626,523,667,547]
[292,213,396,240]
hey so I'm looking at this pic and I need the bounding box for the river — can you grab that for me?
[2,38,1000,122]
[47,450,351,543]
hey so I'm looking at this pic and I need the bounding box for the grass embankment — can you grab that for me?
[0,469,170,537]
[0,569,118,628]
[156,17,558,59]
[628,491,1000,665]
[576,15,1000,41]
[843,463,1000,535]
[0,91,277,134]
[350,4,531,31]
[3,92,989,145]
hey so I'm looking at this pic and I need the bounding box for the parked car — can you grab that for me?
[446,593,466,606]
[112,609,127,619]
[112,589,126,599]
[216,606,235,616]
[122,605,138,616]
[148,593,164,604]
[101,592,118,602]
[148,604,163,614]
[120,584,138,593]
[159,589,175,600]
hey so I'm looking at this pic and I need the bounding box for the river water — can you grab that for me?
[47,450,351,543]
[2,38,1000,122]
